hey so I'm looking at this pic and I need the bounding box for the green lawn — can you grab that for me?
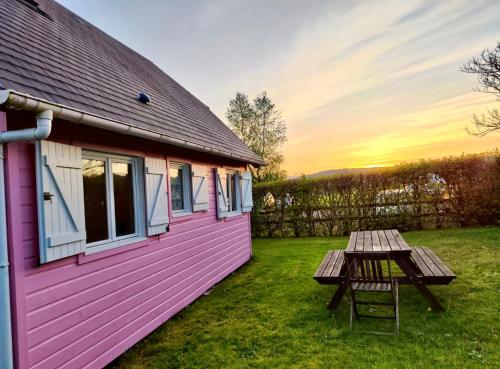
[109,227,499,369]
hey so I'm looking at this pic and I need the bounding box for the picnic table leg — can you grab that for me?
[327,280,348,310]
[395,256,444,312]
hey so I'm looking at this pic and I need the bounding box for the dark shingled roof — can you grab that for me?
[0,0,264,165]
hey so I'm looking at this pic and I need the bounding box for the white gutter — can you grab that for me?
[0,109,53,369]
[0,89,265,165]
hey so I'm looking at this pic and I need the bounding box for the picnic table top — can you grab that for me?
[346,229,412,254]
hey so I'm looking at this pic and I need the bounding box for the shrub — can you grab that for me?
[251,152,500,237]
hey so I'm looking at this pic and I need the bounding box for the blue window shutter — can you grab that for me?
[241,171,253,212]
[145,157,169,236]
[215,168,229,219]
[192,164,209,212]
[36,140,87,263]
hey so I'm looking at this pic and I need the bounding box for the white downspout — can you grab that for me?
[0,110,52,369]
[0,110,52,143]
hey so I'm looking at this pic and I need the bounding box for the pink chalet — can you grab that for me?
[0,1,264,368]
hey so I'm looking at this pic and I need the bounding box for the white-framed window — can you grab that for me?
[226,170,241,214]
[82,151,145,254]
[169,162,192,216]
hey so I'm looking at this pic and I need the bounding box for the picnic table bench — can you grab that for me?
[314,230,456,311]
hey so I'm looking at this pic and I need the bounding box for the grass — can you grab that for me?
[109,227,499,369]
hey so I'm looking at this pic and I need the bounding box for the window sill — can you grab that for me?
[171,210,194,223]
[223,212,245,221]
[172,210,193,218]
[78,236,153,264]
[84,235,148,256]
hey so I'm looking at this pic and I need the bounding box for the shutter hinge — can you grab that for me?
[44,192,54,201]
[0,262,9,269]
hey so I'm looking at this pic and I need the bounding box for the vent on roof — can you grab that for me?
[15,0,53,20]
[138,92,151,104]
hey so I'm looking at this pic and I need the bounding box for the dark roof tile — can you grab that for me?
[0,0,264,165]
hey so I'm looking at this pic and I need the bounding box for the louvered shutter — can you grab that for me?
[36,140,86,263]
[192,164,209,212]
[240,171,253,212]
[145,157,169,236]
[215,167,229,219]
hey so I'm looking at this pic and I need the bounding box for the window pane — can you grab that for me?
[226,172,239,212]
[231,174,238,212]
[83,159,108,243]
[226,173,232,211]
[113,162,135,237]
[170,167,185,211]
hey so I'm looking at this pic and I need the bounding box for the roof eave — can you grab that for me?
[0,89,265,166]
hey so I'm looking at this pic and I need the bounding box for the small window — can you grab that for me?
[226,170,241,214]
[169,162,192,216]
[82,151,144,253]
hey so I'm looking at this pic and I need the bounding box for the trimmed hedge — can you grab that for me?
[251,152,500,237]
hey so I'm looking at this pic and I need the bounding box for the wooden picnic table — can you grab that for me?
[314,229,456,312]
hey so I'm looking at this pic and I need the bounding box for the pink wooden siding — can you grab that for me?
[5,120,253,369]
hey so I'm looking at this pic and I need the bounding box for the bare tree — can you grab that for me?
[460,42,500,136]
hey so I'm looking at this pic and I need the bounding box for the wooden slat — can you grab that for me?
[323,251,342,278]
[363,260,370,280]
[378,230,391,251]
[422,247,455,277]
[330,251,345,277]
[359,259,367,280]
[352,282,391,292]
[364,231,372,252]
[314,250,334,277]
[355,231,364,251]
[370,260,378,281]
[384,230,400,251]
[415,247,444,276]
[410,248,433,276]
[314,250,347,283]
[391,229,411,251]
[376,260,383,280]
[347,232,357,251]
[372,231,382,251]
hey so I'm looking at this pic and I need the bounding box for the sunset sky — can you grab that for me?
[59,0,500,176]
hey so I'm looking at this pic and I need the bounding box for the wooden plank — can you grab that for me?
[410,248,433,276]
[323,251,341,278]
[355,231,364,251]
[376,259,383,280]
[359,259,367,280]
[384,229,400,251]
[363,261,370,280]
[314,250,334,277]
[364,231,372,251]
[391,229,411,251]
[371,231,382,251]
[415,247,444,276]
[378,230,391,251]
[347,232,357,251]
[330,251,345,277]
[422,247,455,277]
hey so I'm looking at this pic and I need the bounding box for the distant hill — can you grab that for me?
[291,167,386,179]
